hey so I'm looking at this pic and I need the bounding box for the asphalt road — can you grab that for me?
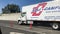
[1,26,38,34]
[0,20,60,34]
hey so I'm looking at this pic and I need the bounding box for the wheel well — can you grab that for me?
[49,21,60,26]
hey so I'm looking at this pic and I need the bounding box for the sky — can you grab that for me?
[0,0,52,13]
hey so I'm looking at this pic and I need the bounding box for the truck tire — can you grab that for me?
[18,20,25,25]
[52,23,59,30]
[18,20,22,25]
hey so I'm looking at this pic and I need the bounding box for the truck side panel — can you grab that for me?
[22,0,60,21]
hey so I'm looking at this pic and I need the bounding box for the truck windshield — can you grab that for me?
[21,12,26,17]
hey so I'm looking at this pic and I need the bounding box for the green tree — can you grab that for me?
[2,4,20,14]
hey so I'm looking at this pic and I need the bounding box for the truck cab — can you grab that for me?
[18,12,26,24]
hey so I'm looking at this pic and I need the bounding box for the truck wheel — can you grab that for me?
[52,23,59,30]
[18,20,22,25]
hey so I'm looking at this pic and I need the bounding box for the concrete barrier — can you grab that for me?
[0,13,21,21]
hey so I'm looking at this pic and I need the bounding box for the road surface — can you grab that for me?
[1,26,37,34]
[0,20,60,34]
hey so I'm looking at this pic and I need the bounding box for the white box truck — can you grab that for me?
[18,0,60,29]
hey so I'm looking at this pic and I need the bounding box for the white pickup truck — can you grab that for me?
[18,0,60,30]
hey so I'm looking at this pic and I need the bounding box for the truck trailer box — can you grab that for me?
[22,0,60,21]
[18,0,60,30]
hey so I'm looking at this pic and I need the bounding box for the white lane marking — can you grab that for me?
[10,32,24,34]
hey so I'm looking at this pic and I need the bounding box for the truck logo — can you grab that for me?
[31,3,47,16]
